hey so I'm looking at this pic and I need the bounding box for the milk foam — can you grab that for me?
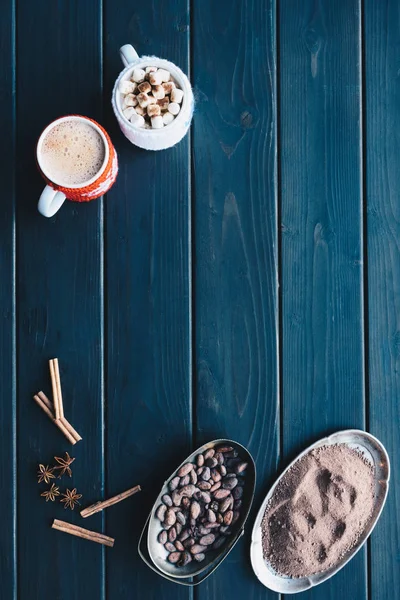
[40,121,105,185]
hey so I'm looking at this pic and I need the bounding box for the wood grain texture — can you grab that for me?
[280,1,366,598]
[364,2,400,598]
[103,1,192,598]
[192,1,279,598]
[15,1,105,599]
[0,0,16,598]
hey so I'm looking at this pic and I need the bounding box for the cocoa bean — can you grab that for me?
[197,491,211,504]
[158,530,168,544]
[169,476,180,491]
[175,540,184,552]
[216,446,234,453]
[193,553,206,562]
[197,481,211,491]
[183,537,195,548]
[156,504,167,521]
[232,510,240,524]
[219,465,227,476]
[219,496,232,513]
[178,551,192,566]
[165,542,176,552]
[207,509,216,523]
[224,510,233,526]
[216,513,224,524]
[190,544,207,555]
[171,506,181,512]
[180,484,196,498]
[222,477,238,490]
[181,497,191,509]
[205,457,218,468]
[175,522,183,535]
[179,474,190,487]
[232,486,243,500]
[197,467,204,476]
[210,468,221,482]
[190,500,201,519]
[215,452,224,465]
[190,470,198,485]
[162,494,173,507]
[204,521,221,529]
[213,488,230,500]
[234,500,242,510]
[200,467,211,481]
[225,458,241,469]
[168,552,181,563]
[204,448,215,460]
[177,463,193,477]
[163,523,173,530]
[168,526,177,542]
[234,461,248,474]
[165,508,177,526]
[213,536,225,550]
[196,454,204,467]
[210,481,221,493]
[179,528,190,541]
[176,511,186,526]
[172,491,182,506]
[199,533,215,546]
[224,473,237,479]
[199,526,211,535]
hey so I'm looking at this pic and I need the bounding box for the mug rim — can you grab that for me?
[113,58,190,135]
[36,115,110,189]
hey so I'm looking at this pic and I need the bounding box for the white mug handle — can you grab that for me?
[120,44,139,67]
[38,185,66,218]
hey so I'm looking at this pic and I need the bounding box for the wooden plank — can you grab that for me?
[364,2,400,598]
[0,0,16,597]
[280,1,366,598]
[15,1,104,599]
[103,1,192,598]
[192,1,279,598]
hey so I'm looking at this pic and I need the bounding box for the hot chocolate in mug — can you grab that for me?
[36,115,118,217]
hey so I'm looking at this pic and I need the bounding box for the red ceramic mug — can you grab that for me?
[36,115,118,217]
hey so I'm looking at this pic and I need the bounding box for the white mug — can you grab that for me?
[112,44,194,151]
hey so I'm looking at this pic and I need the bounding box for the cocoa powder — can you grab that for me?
[262,444,375,578]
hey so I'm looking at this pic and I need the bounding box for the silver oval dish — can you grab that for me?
[141,439,256,584]
[250,429,390,594]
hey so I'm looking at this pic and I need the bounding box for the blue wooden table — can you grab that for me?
[0,1,399,598]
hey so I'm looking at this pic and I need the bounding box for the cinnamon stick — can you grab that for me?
[49,359,61,420]
[81,485,142,518]
[38,391,82,442]
[33,394,77,445]
[52,519,114,547]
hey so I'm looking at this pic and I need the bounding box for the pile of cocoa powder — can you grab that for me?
[262,444,375,578]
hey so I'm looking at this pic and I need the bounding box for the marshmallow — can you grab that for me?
[151,116,164,129]
[135,105,145,116]
[146,66,157,73]
[147,95,157,105]
[149,71,163,86]
[137,93,151,108]
[132,68,146,83]
[157,97,170,111]
[157,68,171,82]
[124,93,138,107]
[147,104,161,117]
[138,81,151,94]
[123,106,136,120]
[130,113,145,128]
[119,79,136,94]
[152,85,165,100]
[162,81,176,95]
[171,88,184,104]
[162,112,175,125]
[168,102,180,116]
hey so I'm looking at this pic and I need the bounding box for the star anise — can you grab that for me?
[41,483,60,502]
[60,488,82,510]
[37,464,56,484]
[54,452,75,478]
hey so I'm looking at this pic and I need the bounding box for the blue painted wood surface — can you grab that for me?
[0,0,399,599]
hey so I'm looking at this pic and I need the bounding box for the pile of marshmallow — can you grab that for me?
[119,66,184,129]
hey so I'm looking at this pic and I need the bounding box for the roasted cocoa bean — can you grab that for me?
[207,509,216,523]
[234,461,248,474]
[222,477,238,490]
[213,488,231,500]
[232,486,243,500]
[219,465,227,476]
[178,551,192,566]
[175,522,183,535]
[179,474,190,487]
[199,526,211,535]
[197,480,211,491]
[165,542,177,552]
[197,491,211,504]
[183,537,195,548]
[210,481,221,493]
[219,496,232,513]
[168,527,177,542]
[216,513,224,524]
[190,500,201,519]
[197,466,204,476]
[200,467,211,481]
[180,484,196,498]
[193,553,206,562]
[234,499,242,510]
[165,508,177,526]
[205,457,218,468]
[156,504,167,521]
[199,533,215,546]
[179,528,190,541]
[175,540,184,552]
[177,463,193,477]
[168,552,181,563]
[172,491,182,507]
[224,510,233,526]
[196,454,205,467]
[204,448,215,460]
[169,476,180,491]
[190,544,207,555]
[162,494,173,507]
[190,470,198,485]
[176,511,186,526]
[204,521,221,529]
[215,452,224,465]
[171,506,181,512]
[210,468,221,482]
[216,446,234,453]
[158,530,168,544]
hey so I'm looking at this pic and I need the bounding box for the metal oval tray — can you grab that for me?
[250,429,390,594]
[138,439,256,586]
